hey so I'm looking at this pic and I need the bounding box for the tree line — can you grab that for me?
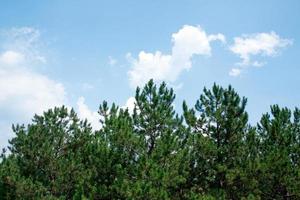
[1,80,300,199]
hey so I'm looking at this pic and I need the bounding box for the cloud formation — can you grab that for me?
[127,25,225,87]
[229,31,292,76]
[0,27,106,145]
[2,27,47,64]
[0,27,67,148]
[0,67,66,118]
[77,97,102,130]
[229,68,242,77]
[0,28,66,119]
[122,96,136,114]
[0,50,24,65]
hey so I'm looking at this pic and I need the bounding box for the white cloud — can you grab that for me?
[2,27,46,64]
[128,25,225,87]
[229,68,241,77]
[0,27,67,118]
[77,97,101,130]
[122,96,136,115]
[229,31,292,75]
[0,51,24,65]
[208,34,226,43]
[77,96,136,131]
[252,61,265,67]
[0,68,66,117]
[127,51,172,87]
[0,27,67,149]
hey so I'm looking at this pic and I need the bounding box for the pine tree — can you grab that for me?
[0,106,93,199]
[78,101,140,199]
[258,105,300,199]
[184,84,249,199]
[1,80,300,199]
[131,79,189,199]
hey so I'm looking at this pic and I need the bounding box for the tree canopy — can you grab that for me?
[1,80,299,199]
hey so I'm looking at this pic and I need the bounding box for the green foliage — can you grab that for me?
[183,84,249,198]
[0,79,299,199]
[257,105,300,199]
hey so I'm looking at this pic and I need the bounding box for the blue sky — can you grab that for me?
[0,0,299,148]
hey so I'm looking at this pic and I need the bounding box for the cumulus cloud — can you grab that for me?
[0,67,66,118]
[127,25,225,87]
[77,97,101,130]
[127,51,172,87]
[0,27,66,117]
[0,51,24,65]
[0,27,67,148]
[76,96,137,131]
[122,96,136,114]
[208,34,226,43]
[229,31,292,76]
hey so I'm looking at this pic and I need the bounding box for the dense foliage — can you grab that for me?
[1,80,300,199]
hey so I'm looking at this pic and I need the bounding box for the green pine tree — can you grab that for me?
[184,84,249,199]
